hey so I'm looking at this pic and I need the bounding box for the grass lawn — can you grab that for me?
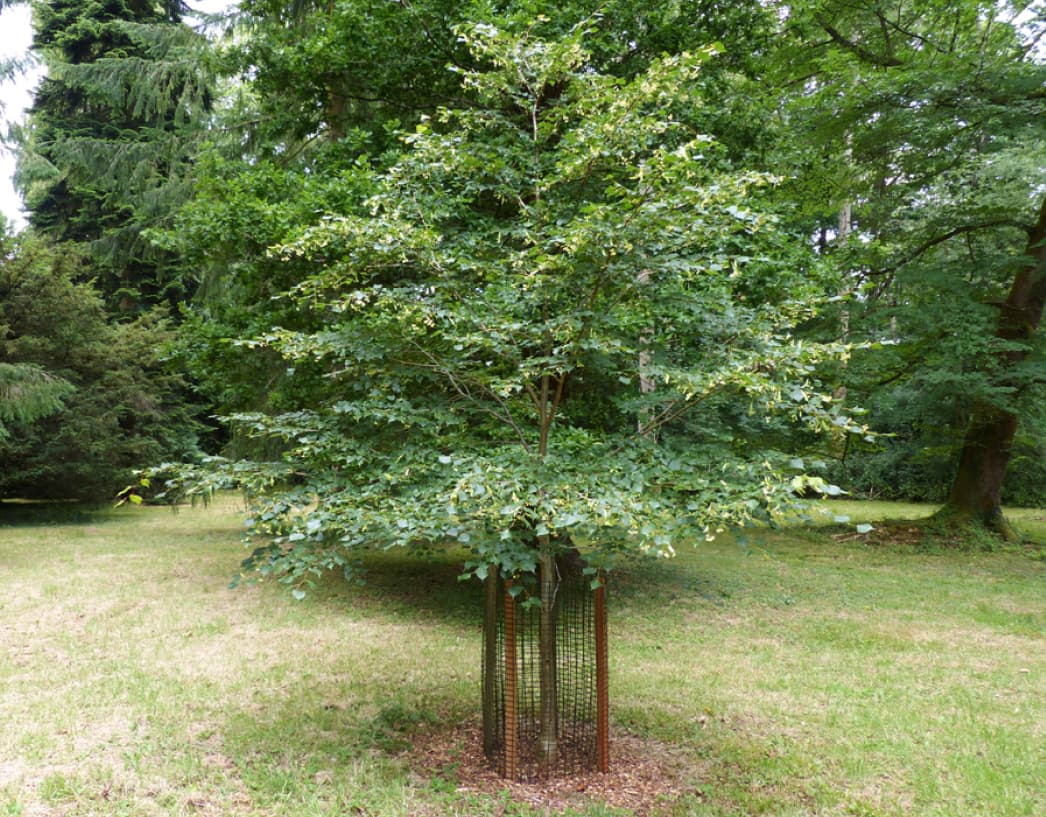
[1,496,1043,816]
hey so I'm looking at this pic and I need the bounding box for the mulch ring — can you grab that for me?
[403,722,702,815]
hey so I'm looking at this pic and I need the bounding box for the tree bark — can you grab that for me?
[636,268,655,436]
[481,567,499,757]
[324,0,346,142]
[940,196,1046,536]
[536,548,559,767]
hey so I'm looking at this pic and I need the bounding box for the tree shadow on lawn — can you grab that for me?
[308,548,488,628]
[0,498,110,527]
[222,683,455,765]
[303,543,742,632]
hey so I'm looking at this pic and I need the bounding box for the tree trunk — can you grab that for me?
[838,200,852,343]
[481,567,499,757]
[536,548,559,767]
[324,0,346,142]
[940,196,1046,536]
[636,268,655,436]
[941,404,1020,537]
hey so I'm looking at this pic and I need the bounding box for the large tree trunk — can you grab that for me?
[941,404,1020,537]
[940,196,1046,536]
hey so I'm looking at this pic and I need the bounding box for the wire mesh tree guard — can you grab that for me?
[481,553,609,781]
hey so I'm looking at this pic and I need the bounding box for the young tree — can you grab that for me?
[160,19,859,764]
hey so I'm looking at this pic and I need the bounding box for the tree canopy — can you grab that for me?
[3,0,1043,524]
[151,15,871,591]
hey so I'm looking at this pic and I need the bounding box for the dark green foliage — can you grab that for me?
[770,0,1046,514]
[13,0,212,313]
[156,17,863,597]
[0,235,200,500]
[229,0,468,148]
[0,362,73,437]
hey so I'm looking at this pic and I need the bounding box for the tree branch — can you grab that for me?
[817,18,905,67]
[873,219,1017,278]
[407,344,534,454]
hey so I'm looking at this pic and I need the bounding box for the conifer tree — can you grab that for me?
[0,362,72,440]
[13,0,212,313]
[0,232,201,500]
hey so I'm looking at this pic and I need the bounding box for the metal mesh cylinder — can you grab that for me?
[481,555,609,781]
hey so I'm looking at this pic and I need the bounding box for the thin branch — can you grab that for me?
[523,381,543,417]
[874,9,950,56]
[407,344,534,454]
[874,10,895,60]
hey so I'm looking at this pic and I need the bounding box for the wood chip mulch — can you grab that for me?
[403,723,703,815]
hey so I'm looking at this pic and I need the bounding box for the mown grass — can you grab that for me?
[0,496,1043,816]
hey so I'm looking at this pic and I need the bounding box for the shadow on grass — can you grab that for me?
[306,548,488,628]
[299,542,746,634]
[222,687,452,764]
[0,499,112,527]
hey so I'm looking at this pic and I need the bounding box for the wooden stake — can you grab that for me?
[595,580,609,772]
[503,581,519,780]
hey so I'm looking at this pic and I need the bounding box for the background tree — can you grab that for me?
[12,0,213,314]
[0,233,200,500]
[157,0,475,455]
[769,0,1046,532]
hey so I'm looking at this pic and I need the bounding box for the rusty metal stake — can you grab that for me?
[482,568,499,757]
[595,580,609,772]
[503,581,519,780]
